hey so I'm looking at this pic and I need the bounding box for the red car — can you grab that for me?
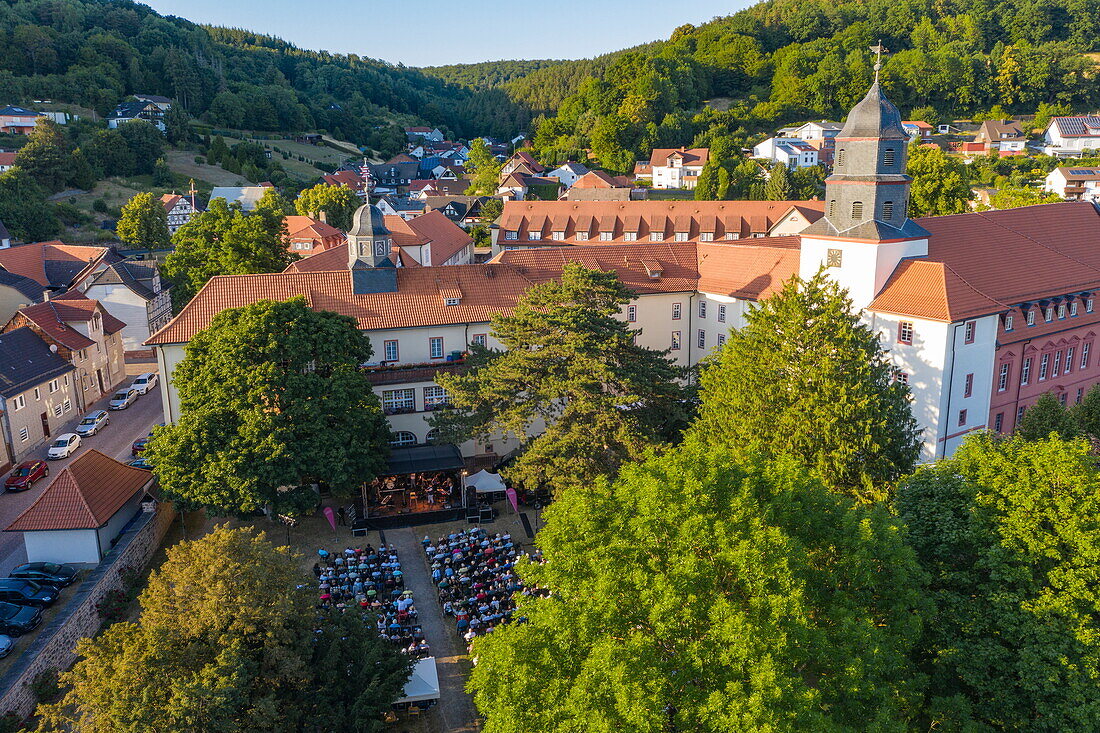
[5,460,48,491]
[131,437,150,457]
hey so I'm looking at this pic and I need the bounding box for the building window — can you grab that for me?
[717,333,726,347]
[674,232,689,242]
[1071,302,1079,317]
[382,389,416,414]
[697,330,706,349]
[1005,315,1014,331]
[551,231,564,241]
[1040,353,1049,380]
[1066,347,1075,374]
[383,340,399,362]
[671,331,681,350]
[958,409,967,426]
[424,386,449,409]
[471,334,487,348]
[1021,357,1032,385]
[1027,310,1036,326]
[1045,307,1054,322]
[827,248,842,267]
[1053,350,1062,377]
[444,298,460,306]
[896,371,909,385]
[627,305,636,323]
[1078,387,1085,404]
[1017,406,1026,424]
[505,230,518,240]
[1083,342,1092,369]
[725,232,739,240]
[12,395,23,411]
[700,232,714,242]
[828,200,837,217]
[1059,304,1067,319]
[650,232,663,242]
[998,363,1010,391]
[33,388,40,401]
[575,232,589,241]
[600,231,613,241]
[698,301,707,319]
[1059,392,1068,406]
[53,404,62,417]
[964,373,974,397]
[389,431,417,447]
[837,149,846,166]
[884,149,896,167]
[897,321,914,345]
[18,427,27,442]
[882,201,894,219]
[429,337,444,359]
[624,232,637,242]
[1088,299,1095,313]
[851,201,863,219]
[994,412,1004,432]
[964,321,975,343]
[63,399,70,412]
[718,304,726,323]
[672,303,682,320]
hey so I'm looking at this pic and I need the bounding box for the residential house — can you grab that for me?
[387,153,419,165]
[774,121,842,165]
[0,241,123,298]
[561,171,636,201]
[5,292,126,410]
[645,148,709,189]
[5,450,156,566]
[369,162,421,191]
[405,127,445,144]
[107,101,165,133]
[421,196,488,228]
[0,152,16,172]
[408,180,443,199]
[493,199,825,254]
[133,94,172,111]
[546,162,590,188]
[1043,116,1100,157]
[376,196,426,220]
[0,327,77,468]
[208,186,270,211]
[901,120,935,141]
[321,169,367,197]
[160,194,197,235]
[284,216,344,257]
[1043,167,1100,201]
[79,260,173,354]
[497,174,562,201]
[752,138,819,169]
[500,151,544,179]
[0,106,42,134]
[975,120,1027,155]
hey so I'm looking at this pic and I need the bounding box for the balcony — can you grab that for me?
[364,358,469,386]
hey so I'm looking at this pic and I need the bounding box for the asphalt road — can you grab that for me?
[0,369,163,574]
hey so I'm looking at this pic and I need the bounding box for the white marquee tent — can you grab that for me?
[394,657,440,704]
[464,469,506,493]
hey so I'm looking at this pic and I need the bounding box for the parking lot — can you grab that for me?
[0,365,163,576]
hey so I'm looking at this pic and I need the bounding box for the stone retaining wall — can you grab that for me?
[0,504,177,719]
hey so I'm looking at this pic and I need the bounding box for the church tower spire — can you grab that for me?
[347,201,397,294]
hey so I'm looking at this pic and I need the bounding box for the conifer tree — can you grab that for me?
[764,163,793,200]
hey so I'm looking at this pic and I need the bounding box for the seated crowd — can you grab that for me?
[422,528,546,651]
[313,543,430,659]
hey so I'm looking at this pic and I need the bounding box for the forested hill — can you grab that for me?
[0,0,534,145]
[437,0,1100,173]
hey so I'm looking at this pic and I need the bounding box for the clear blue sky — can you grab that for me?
[141,0,743,67]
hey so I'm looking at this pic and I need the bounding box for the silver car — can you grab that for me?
[108,389,138,410]
[74,410,109,437]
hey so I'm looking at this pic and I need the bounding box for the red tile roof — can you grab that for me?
[287,212,470,270]
[493,243,700,295]
[284,215,343,241]
[572,171,629,189]
[0,152,17,167]
[321,170,365,192]
[696,239,802,300]
[160,193,182,212]
[51,291,127,334]
[649,148,709,167]
[0,242,113,288]
[6,449,153,531]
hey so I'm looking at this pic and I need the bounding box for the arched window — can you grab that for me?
[882,201,894,220]
[851,201,864,219]
[389,431,417,447]
[837,149,846,166]
[828,199,837,217]
[883,148,896,167]
[425,428,440,444]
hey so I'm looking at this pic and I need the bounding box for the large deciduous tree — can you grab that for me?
[431,262,689,492]
[690,271,919,502]
[1016,391,1078,441]
[896,434,1100,730]
[0,167,58,241]
[115,192,170,254]
[906,144,972,216]
[15,118,70,193]
[35,526,410,733]
[145,298,391,515]
[465,138,503,196]
[469,442,928,731]
[295,182,361,232]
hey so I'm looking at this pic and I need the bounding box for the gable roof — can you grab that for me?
[493,243,700,295]
[0,326,74,398]
[572,171,630,189]
[49,291,126,334]
[977,119,1024,141]
[403,211,473,266]
[134,94,171,104]
[321,170,365,191]
[0,106,41,118]
[86,261,160,301]
[284,215,343,240]
[0,269,43,302]
[649,148,709,167]
[1055,167,1100,181]
[110,101,156,120]
[0,242,119,289]
[289,212,472,271]
[6,450,153,532]
[1051,116,1100,138]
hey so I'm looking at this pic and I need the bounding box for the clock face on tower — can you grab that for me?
[374,240,387,257]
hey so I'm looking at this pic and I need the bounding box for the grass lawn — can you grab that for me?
[164,149,248,188]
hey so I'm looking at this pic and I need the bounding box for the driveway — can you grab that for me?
[0,370,163,574]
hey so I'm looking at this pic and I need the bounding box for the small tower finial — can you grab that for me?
[360,156,374,202]
[869,40,888,84]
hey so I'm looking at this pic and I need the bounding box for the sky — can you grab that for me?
[140,0,742,67]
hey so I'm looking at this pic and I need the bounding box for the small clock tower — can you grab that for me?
[347,201,398,294]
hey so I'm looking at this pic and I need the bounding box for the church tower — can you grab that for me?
[347,200,398,294]
[799,52,931,310]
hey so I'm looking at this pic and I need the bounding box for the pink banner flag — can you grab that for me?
[323,506,337,531]
[505,487,519,513]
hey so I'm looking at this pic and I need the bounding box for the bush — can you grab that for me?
[0,712,22,733]
[54,202,92,227]
[92,198,108,214]
[31,670,61,704]
[96,588,129,622]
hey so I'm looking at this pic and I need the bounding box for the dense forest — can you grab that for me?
[0,0,535,145]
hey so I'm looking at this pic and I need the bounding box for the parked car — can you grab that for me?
[0,579,56,607]
[129,372,159,395]
[108,388,138,410]
[0,602,40,636]
[0,634,14,656]
[131,436,150,456]
[46,433,80,460]
[4,460,48,491]
[74,410,110,437]
[127,458,152,470]
[9,562,77,589]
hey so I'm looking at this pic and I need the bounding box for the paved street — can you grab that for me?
[0,364,163,574]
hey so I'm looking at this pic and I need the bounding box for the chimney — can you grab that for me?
[318,211,327,224]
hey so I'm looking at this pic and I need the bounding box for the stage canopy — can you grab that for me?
[383,445,465,476]
[465,469,506,493]
[394,657,440,704]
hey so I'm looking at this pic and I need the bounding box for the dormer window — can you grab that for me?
[444,298,460,306]
[1026,309,1036,326]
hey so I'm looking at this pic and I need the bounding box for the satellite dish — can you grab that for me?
[49,344,57,353]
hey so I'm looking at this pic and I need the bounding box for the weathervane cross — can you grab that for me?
[870,40,888,83]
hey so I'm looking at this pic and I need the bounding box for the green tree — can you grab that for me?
[35,526,410,732]
[989,186,1063,208]
[116,192,170,254]
[694,160,721,200]
[897,433,1100,730]
[1033,101,1070,135]
[470,442,928,731]
[116,120,165,175]
[1072,383,1100,441]
[152,157,173,187]
[906,145,972,216]
[764,163,794,200]
[1016,391,1078,440]
[431,262,688,493]
[295,183,361,231]
[163,103,191,145]
[164,197,295,307]
[691,271,919,502]
[0,168,58,242]
[145,298,391,515]
[15,119,69,192]
[466,138,503,196]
